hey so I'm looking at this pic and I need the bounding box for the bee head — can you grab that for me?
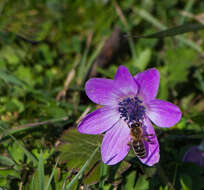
[129,121,142,128]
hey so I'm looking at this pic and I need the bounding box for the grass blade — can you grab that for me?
[38,150,44,190]
[0,116,69,143]
[65,146,99,190]
[132,23,204,39]
[45,159,59,190]
[179,0,195,24]
[0,126,38,166]
[30,175,35,190]
[99,162,107,190]
[133,7,202,53]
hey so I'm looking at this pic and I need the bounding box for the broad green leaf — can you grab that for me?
[83,162,101,185]
[134,48,152,71]
[5,98,24,113]
[58,128,102,168]
[65,146,99,190]
[14,66,35,87]
[164,48,197,87]
[58,128,102,185]
[0,169,20,179]
[0,69,25,87]
[1,127,38,166]
[123,171,136,190]
[0,177,8,188]
[7,141,25,164]
[135,175,149,190]
[0,45,25,64]
[0,156,15,167]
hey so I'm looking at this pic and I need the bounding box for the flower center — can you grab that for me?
[118,96,145,125]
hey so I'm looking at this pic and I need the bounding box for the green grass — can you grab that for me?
[0,0,204,189]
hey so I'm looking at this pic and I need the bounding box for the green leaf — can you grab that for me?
[58,128,102,185]
[14,66,35,87]
[0,126,38,166]
[132,23,204,39]
[180,174,192,190]
[99,162,108,189]
[134,48,152,71]
[30,175,35,190]
[135,176,149,190]
[0,45,25,64]
[0,69,25,87]
[0,156,15,167]
[123,171,136,190]
[164,48,197,86]
[65,146,99,190]
[7,141,25,164]
[0,169,20,179]
[58,128,102,168]
[83,162,101,185]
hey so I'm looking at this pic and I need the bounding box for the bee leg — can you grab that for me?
[143,136,155,144]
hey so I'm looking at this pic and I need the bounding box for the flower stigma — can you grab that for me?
[118,96,145,125]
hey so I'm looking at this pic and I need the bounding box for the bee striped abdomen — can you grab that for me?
[132,140,146,159]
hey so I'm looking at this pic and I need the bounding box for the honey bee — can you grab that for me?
[129,121,153,159]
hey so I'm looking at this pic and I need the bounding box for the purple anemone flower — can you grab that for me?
[183,141,204,167]
[183,146,204,167]
[77,66,181,166]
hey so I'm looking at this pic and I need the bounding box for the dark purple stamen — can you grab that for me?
[118,97,145,124]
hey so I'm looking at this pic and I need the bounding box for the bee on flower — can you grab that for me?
[77,66,181,166]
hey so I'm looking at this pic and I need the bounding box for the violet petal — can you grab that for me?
[101,119,130,165]
[85,78,123,106]
[139,117,160,166]
[114,66,138,96]
[77,106,120,134]
[146,99,181,127]
[183,146,204,167]
[134,68,159,102]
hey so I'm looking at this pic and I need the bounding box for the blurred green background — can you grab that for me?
[0,0,204,189]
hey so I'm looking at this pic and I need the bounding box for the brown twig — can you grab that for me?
[19,181,23,190]
[180,11,204,24]
[56,54,81,101]
[114,1,128,26]
[13,116,69,130]
[76,107,91,124]
[89,27,122,77]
